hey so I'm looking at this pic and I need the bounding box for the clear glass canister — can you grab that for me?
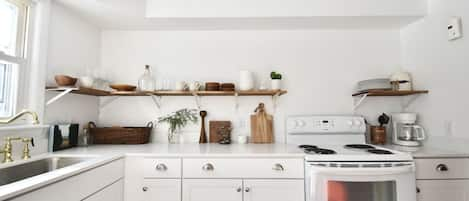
[138,65,156,91]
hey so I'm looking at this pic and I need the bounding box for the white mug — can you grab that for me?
[239,70,254,91]
[189,81,202,91]
[175,81,188,91]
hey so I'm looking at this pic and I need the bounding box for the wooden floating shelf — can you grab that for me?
[352,90,429,97]
[46,87,287,97]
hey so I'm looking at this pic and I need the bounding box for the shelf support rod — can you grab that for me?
[353,94,368,111]
[272,92,281,112]
[149,94,162,109]
[46,88,75,106]
[234,92,239,111]
[192,92,202,110]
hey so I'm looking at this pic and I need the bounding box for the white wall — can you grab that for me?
[45,1,101,131]
[401,0,469,151]
[99,30,403,143]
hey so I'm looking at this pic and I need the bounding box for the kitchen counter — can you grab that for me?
[56,143,306,158]
[384,144,469,158]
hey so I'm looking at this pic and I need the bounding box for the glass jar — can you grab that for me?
[138,65,156,91]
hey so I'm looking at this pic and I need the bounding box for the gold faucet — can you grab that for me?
[0,110,40,125]
[2,137,21,163]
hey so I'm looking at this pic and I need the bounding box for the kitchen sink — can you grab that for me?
[0,156,92,186]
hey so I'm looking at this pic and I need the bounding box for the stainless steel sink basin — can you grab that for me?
[0,157,92,186]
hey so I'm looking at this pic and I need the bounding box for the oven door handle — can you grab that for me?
[309,165,414,176]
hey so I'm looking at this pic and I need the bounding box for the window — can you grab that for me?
[0,0,29,118]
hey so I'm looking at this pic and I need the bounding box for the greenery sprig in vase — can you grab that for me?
[158,109,198,143]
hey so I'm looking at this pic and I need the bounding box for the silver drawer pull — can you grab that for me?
[436,164,449,172]
[142,187,148,192]
[155,163,168,171]
[272,163,285,171]
[245,187,251,192]
[202,163,214,171]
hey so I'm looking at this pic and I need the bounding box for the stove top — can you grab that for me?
[298,144,412,161]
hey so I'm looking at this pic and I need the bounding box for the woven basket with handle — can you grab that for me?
[89,122,153,144]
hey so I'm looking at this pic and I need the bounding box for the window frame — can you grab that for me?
[0,0,32,118]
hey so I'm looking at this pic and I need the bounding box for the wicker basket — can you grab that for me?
[88,122,153,144]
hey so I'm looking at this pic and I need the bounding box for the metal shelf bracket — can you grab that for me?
[234,92,239,111]
[272,92,281,112]
[401,95,420,111]
[149,94,162,109]
[353,93,368,111]
[192,92,202,110]
[46,87,77,106]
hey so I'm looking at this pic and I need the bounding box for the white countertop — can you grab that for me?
[384,145,469,158]
[56,143,306,158]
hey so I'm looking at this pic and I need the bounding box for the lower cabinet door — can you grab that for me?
[243,179,304,201]
[417,180,469,201]
[142,179,181,201]
[83,179,124,201]
[183,179,243,201]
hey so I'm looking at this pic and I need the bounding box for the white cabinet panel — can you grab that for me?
[417,180,469,201]
[243,180,304,201]
[415,158,469,180]
[183,158,304,179]
[142,179,181,201]
[183,179,242,201]
[84,179,124,201]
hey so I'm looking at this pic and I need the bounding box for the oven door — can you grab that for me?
[306,162,416,201]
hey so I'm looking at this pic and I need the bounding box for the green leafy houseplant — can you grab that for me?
[158,109,198,143]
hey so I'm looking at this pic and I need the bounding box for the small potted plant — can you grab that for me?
[270,71,282,90]
[158,109,198,144]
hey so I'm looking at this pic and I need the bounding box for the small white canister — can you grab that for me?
[239,70,254,91]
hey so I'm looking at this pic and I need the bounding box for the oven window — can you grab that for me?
[327,181,396,201]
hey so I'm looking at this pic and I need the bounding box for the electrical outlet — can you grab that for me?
[448,17,463,41]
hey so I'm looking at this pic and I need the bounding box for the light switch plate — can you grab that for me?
[448,17,463,41]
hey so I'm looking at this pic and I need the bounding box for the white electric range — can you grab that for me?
[287,115,416,201]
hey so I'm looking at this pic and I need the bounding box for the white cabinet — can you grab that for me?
[142,179,181,201]
[183,179,243,201]
[182,179,304,201]
[417,180,469,201]
[84,179,124,201]
[243,180,304,201]
[415,158,469,201]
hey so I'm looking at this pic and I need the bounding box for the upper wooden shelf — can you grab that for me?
[46,86,287,97]
[352,90,429,97]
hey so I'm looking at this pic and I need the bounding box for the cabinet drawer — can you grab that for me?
[143,158,181,178]
[415,158,469,179]
[183,158,304,179]
[417,180,469,201]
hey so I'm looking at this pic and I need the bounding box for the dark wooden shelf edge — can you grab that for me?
[352,90,429,97]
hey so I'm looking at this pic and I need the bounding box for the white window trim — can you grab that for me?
[0,0,34,118]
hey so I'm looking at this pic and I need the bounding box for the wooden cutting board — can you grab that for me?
[209,121,231,143]
[250,103,273,143]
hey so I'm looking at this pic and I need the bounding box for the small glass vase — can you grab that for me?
[168,129,182,144]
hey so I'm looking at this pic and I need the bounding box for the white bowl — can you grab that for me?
[79,76,95,88]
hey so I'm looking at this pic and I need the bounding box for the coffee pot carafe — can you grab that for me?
[392,113,426,146]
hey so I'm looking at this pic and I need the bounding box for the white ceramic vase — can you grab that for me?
[239,70,254,91]
[271,79,281,90]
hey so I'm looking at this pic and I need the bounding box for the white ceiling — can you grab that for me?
[54,0,421,30]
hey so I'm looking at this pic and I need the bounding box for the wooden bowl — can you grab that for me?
[55,75,77,86]
[110,84,137,91]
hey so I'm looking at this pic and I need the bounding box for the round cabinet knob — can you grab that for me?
[272,163,285,171]
[289,120,298,129]
[416,187,421,193]
[236,187,242,192]
[347,120,354,127]
[202,163,215,171]
[436,164,449,172]
[245,187,251,192]
[142,187,148,192]
[155,163,168,171]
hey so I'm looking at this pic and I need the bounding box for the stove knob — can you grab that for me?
[289,120,298,129]
[354,120,362,127]
[297,120,306,128]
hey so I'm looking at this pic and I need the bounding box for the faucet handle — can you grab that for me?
[22,137,34,147]
[21,137,34,160]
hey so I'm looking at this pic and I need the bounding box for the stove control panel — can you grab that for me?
[287,115,366,134]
